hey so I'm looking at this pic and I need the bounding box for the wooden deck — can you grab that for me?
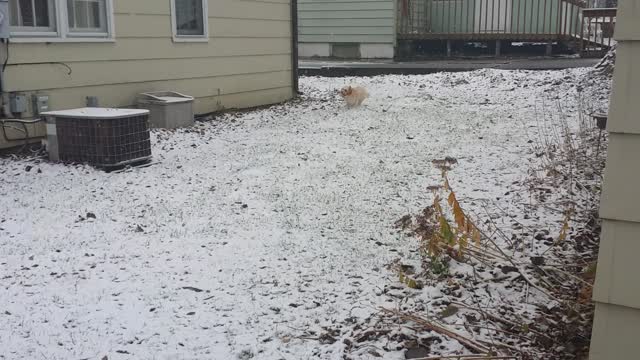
[397,0,616,56]
[397,33,573,41]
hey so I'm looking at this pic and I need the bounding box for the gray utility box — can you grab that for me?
[137,91,194,129]
[0,0,10,39]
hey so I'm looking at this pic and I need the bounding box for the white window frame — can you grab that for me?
[9,0,115,43]
[170,0,209,43]
[66,0,110,37]
[9,0,59,37]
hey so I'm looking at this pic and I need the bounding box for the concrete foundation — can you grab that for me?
[359,43,394,59]
[299,42,394,59]
[298,43,331,58]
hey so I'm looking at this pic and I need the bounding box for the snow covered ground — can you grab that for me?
[0,68,601,360]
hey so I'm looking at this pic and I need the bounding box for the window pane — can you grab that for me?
[10,0,55,30]
[34,0,50,27]
[75,1,88,28]
[175,0,204,36]
[66,0,74,27]
[9,0,20,26]
[68,0,107,33]
[89,1,100,28]
[18,0,34,27]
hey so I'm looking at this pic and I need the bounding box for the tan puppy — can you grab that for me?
[340,85,369,107]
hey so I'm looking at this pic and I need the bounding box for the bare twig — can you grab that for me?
[409,356,517,360]
[444,323,534,343]
[542,265,593,288]
[477,339,524,354]
[381,308,491,354]
[449,301,554,344]
[473,225,554,300]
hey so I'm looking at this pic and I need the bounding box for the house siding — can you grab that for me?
[590,1,640,359]
[297,0,395,58]
[3,0,293,118]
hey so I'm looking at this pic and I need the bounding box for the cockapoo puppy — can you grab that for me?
[340,85,369,107]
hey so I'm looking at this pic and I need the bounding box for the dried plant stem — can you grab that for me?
[381,308,491,354]
[449,301,554,343]
[542,265,593,288]
[410,355,517,360]
[473,225,554,300]
[477,339,523,354]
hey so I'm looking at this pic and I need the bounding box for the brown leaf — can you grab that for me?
[472,227,481,245]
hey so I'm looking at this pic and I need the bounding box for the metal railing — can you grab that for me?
[397,0,616,53]
[580,7,616,56]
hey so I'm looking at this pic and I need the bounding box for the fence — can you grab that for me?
[580,7,616,56]
[397,0,616,56]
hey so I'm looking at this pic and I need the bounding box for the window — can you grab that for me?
[67,0,108,34]
[171,0,208,41]
[9,0,57,34]
[9,0,114,41]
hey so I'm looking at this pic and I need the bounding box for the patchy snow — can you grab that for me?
[593,44,616,77]
[0,68,602,360]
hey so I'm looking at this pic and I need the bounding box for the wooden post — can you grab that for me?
[495,40,501,57]
[546,41,553,56]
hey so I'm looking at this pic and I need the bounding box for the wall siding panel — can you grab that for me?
[3,0,294,119]
[297,0,395,45]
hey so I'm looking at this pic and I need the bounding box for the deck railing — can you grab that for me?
[397,0,616,53]
[580,7,616,56]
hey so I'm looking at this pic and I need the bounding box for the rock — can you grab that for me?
[405,346,430,359]
[368,350,383,357]
[500,265,518,274]
[438,305,459,319]
[182,286,204,293]
[318,333,337,345]
[238,349,254,360]
[531,256,545,266]
[86,212,96,219]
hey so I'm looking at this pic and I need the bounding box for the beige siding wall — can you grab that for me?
[590,1,640,359]
[3,0,293,117]
[590,302,640,359]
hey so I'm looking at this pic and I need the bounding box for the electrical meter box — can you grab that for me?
[0,0,10,39]
[33,95,50,115]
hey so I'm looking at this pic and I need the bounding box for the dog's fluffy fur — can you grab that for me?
[340,85,369,107]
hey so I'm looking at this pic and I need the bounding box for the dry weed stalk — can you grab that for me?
[388,100,606,359]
